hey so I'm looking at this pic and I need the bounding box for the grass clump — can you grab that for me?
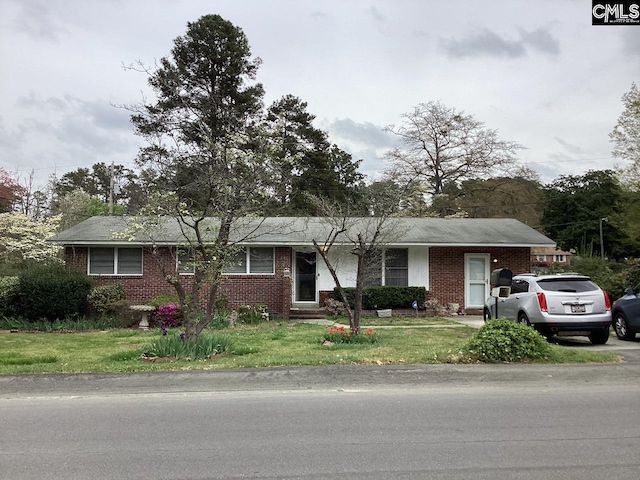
[143,333,234,360]
[462,318,552,363]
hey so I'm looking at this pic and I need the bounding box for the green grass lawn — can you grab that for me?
[0,318,619,374]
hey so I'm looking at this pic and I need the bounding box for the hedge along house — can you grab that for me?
[48,216,555,317]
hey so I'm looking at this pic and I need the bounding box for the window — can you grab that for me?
[385,249,408,286]
[177,249,194,274]
[89,247,142,275]
[535,255,546,262]
[363,249,408,287]
[223,247,274,274]
[554,255,566,262]
[510,279,530,294]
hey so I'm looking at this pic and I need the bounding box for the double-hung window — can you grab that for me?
[384,249,408,286]
[89,247,142,275]
[177,249,195,274]
[363,248,409,287]
[224,247,274,274]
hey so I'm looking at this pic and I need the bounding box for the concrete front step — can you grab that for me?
[289,309,326,320]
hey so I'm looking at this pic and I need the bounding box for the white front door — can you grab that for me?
[465,254,490,309]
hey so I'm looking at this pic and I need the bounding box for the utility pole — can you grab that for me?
[108,161,114,216]
[599,217,608,259]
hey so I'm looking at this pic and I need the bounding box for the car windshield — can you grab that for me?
[536,278,599,293]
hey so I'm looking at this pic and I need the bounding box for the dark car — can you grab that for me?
[612,284,640,340]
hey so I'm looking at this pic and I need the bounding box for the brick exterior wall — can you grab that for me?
[65,245,530,316]
[64,246,293,315]
[428,247,530,313]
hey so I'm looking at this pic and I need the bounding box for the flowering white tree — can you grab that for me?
[611,82,640,191]
[0,213,62,265]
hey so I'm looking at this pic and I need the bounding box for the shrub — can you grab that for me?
[16,264,93,321]
[143,333,234,360]
[324,298,348,316]
[463,319,551,363]
[237,304,269,324]
[146,292,181,307]
[214,294,229,313]
[333,286,426,309]
[0,276,20,317]
[87,283,126,315]
[621,258,640,290]
[149,302,183,328]
[321,325,380,345]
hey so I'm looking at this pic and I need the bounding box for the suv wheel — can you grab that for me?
[588,328,609,345]
[518,312,531,326]
[613,312,635,340]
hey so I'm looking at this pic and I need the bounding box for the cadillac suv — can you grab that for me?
[484,273,611,344]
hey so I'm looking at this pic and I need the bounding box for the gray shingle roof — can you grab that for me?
[49,216,555,247]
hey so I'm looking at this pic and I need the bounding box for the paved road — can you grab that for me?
[2,317,640,479]
[2,375,640,479]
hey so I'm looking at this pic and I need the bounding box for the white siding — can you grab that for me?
[316,246,429,290]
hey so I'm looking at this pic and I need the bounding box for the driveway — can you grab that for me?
[457,315,640,364]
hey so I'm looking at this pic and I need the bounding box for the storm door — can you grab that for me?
[295,251,317,302]
[465,254,490,309]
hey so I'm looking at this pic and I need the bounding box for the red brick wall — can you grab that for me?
[429,247,530,312]
[65,246,293,315]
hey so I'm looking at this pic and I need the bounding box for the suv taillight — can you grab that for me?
[537,292,548,312]
[604,291,611,310]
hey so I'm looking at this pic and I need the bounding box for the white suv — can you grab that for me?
[484,273,611,344]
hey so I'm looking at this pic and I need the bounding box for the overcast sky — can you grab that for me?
[1,0,639,190]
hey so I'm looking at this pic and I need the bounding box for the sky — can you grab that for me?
[1,0,639,191]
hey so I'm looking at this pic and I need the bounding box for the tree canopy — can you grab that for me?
[128,14,275,339]
[384,101,522,216]
[540,170,637,259]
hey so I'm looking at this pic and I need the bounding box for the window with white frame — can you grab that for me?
[364,248,408,287]
[554,255,566,262]
[89,247,142,275]
[222,247,274,274]
[177,249,195,274]
[385,249,409,286]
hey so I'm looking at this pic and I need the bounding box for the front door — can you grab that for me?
[295,251,317,302]
[465,254,490,309]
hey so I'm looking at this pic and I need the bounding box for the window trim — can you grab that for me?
[223,247,275,275]
[88,247,143,276]
[177,249,195,275]
[384,248,409,287]
[177,247,276,276]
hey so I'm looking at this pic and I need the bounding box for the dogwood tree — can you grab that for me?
[0,212,62,265]
[611,82,640,191]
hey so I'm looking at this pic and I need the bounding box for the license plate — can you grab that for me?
[571,304,586,313]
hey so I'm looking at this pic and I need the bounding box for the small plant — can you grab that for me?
[143,333,234,360]
[237,304,269,324]
[463,318,551,363]
[323,298,348,317]
[87,283,126,315]
[321,325,380,345]
[149,302,182,329]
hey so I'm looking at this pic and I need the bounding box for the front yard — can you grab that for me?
[0,317,619,374]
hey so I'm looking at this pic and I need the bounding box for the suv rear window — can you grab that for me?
[536,278,599,293]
